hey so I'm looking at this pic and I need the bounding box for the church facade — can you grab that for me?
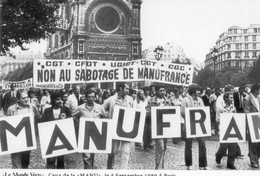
[45,0,142,61]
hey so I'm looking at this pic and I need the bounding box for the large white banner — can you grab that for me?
[219,113,246,143]
[77,118,112,153]
[112,106,146,143]
[38,118,77,159]
[185,107,211,138]
[247,112,260,143]
[0,113,36,155]
[2,78,33,90]
[151,106,181,139]
[33,59,194,86]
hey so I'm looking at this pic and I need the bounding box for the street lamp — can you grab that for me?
[154,46,164,61]
[211,47,218,88]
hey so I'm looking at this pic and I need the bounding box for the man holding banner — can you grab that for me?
[40,92,72,169]
[146,85,172,169]
[215,92,239,169]
[181,84,208,170]
[6,91,40,169]
[74,88,106,169]
[103,82,133,169]
[243,84,260,168]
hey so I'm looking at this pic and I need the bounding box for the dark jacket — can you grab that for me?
[40,106,72,122]
[233,92,244,113]
[3,91,18,114]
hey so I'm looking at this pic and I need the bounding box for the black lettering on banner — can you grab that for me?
[122,68,134,79]
[59,69,71,81]
[138,68,144,79]
[186,74,191,84]
[189,109,207,135]
[83,121,107,150]
[93,70,98,80]
[156,109,175,135]
[0,117,33,152]
[252,114,260,139]
[116,109,140,138]
[223,117,243,140]
[75,69,80,81]
[46,125,74,155]
[123,68,129,79]
[114,69,119,80]
[37,70,55,82]
[86,69,91,81]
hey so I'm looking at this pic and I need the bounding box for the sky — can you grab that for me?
[141,0,260,64]
[8,0,260,65]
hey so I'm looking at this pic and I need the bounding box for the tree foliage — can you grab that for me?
[4,62,33,81]
[195,66,251,88]
[0,0,60,55]
[247,56,260,84]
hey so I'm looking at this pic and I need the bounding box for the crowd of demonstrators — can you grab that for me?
[1,82,260,170]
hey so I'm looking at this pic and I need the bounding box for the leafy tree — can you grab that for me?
[193,68,214,88]
[4,62,33,81]
[0,0,61,55]
[247,56,260,84]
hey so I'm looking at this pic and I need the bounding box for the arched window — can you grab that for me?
[61,35,65,46]
[55,35,59,48]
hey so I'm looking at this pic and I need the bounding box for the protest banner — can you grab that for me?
[33,59,194,86]
[112,106,146,143]
[77,118,112,153]
[0,113,36,155]
[37,118,77,159]
[185,107,211,138]
[246,112,260,143]
[219,113,246,143]
[2,78,33,90]
[151,106,181,139]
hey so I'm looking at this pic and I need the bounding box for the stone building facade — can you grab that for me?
[205,24,260,72]
[45,0,142,61]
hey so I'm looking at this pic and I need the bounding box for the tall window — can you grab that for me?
[253,52,257,57]
[254,28,258,33]
[55,35,58,48]
[78,41,84,52]
[133,8,139,27]
[244,29,247,34]
[235,52,240,58]
[245,52,249,58]
[253,35,257,41]
[245,44,248,49]
[227,52,231,58]
[244,36,248,42]
[253,44,256,49]
[236,44,239,49]
[234,29,237,34]
[133,43,138,54]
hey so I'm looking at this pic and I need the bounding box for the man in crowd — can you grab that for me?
[146,85,172,169]
[181,84,208,170]
[40,92,71,169]
[215,92,239,169]
[243,84,260,168]
[3,83,18,115]
[103,82,133,169]
[6,91,40,168]
[74,88,106,169]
